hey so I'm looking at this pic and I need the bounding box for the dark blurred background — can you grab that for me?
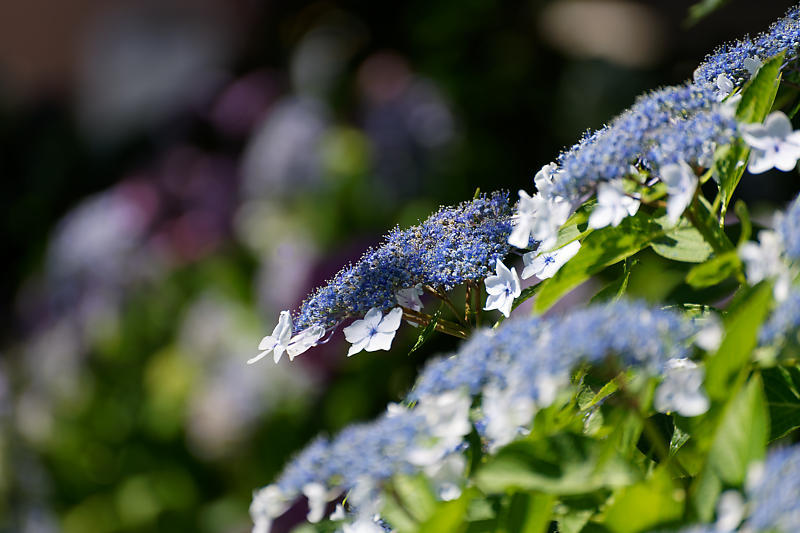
[0,1,797,532]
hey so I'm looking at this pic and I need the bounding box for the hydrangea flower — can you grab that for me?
[653,358,710,417]
[483,259,521,317]
[742,111,800,173]
[521,240,581,280]
[287,325,326,360]
[588,181,640,229]
[660,160,698,224]
[343,307,403,356]
[249,310,293,364]
[739,229,791,300]
[396,285,423,311]
[714,73,735,101]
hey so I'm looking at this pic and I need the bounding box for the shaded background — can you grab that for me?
[1,1,797,532]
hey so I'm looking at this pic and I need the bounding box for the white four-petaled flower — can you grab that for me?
[714,73,734,101]
[396,284,424,311]
[249,310,293,364]
[483,259,521,317]
[660,160,698,224]
[739,229,791,301]
[654,358,710,417]
[508,187,572,251]
[743,56,762,77]
[742,111,800,174]
[287,325,326,360]
[343,307,403,356]
[521,240,581,280]
[588,181,640,229]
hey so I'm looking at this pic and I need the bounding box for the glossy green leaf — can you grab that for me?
[602,466,684,533]
[504,492,555,533]
[762,365,800,441]
[474,433,638,495]
[736,52,784,124]
[409,305,442,355]
[691,376,768,520]
[704,282,773,401]
[651,220,713,263]
[685,251,742,288]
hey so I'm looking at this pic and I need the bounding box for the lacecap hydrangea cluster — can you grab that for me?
[251,300,703,533]
[294,191,513,331]
[513,4,800,251]
[693,5,800,87]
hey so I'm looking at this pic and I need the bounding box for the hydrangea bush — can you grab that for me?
[249,6,800,533]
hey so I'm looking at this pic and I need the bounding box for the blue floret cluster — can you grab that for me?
[693,5,800,86]
[294,191,513,330]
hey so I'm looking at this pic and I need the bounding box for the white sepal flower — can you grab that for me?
[302,483,338,523]
[287,325,325,360]
[654,358,710,417]
[396,284,424,311]
[483,259,522,318]
[342,519,384,533]
[534,163,558,199]
[343,307,403,356]
[588,181,640,229]
[508,189,538,248]
[329,503,346,521]
[249,310,293,364]
[424,453,466,502]
[716,490,745,532]
[250,485,290,533]
[482,384,536,452]
[715,73,735,101]
[521,240,581,280]
[743,56,762,77]
[695,314,723,352]
[660,160,698,224]
[739,229,791,301]
[408,391,472,467]
[742,111,800,173]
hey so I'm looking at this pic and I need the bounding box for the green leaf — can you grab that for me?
[417,490,472,533]
[602,466,684,533]
[535,212,664,313]
[685,251,742,288]
[736,52,784,124]
[409,306,442,355]
[474,433,638,495]
[504,492,555,533]
[391,475,437,524]
[590,259,637,304]
[704,282,773,401]
[651,219,713,263]
[691,376,768,520]
[762,365,800,441]
[734,200,752,246]
[713,141,749,219]
[686,196,735,255]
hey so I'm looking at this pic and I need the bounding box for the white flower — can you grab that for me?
[716,490,745,532]
[521,240,581,280]
[508,189,538,248]
[588,181,640,229]
[483,259,521,318]
[329,503,346,521]
[408,391,472,467]
[286,325,325,360]
[739,229,791,301]
[534,163,558,198]
[343,307,403,356]
[654,358,710,417]
[742,111,800,173]
[743,56,762,77]
[396,285,423,311]
[508,190,572,250]
[248,311,293,364]
[423,453,466,501]
[482,384,536,452]
[695,314,723,352]
[660,160,698,224]
[303,483,339,523]
[715,73,735,101]
[250,485,290,533]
